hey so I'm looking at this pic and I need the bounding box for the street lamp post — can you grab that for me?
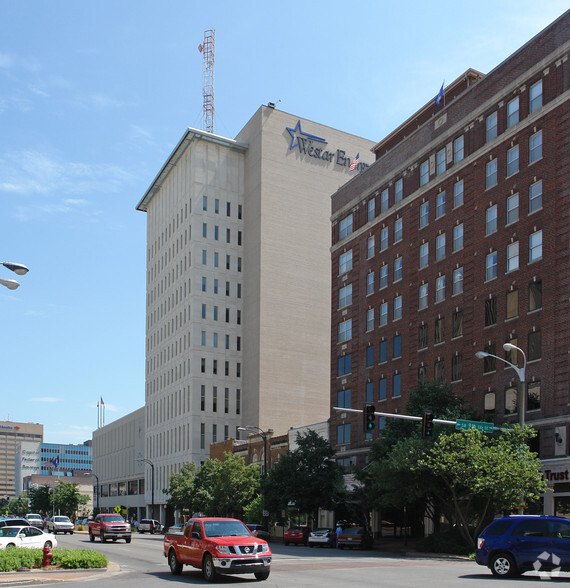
[238,425,268,532]
[136,458,155,520]
[476,342,527,513]
[0,261,30,290]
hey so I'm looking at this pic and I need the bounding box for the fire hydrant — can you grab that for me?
[42,544,52,568]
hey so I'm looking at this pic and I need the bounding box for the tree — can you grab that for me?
[53,482,88,520]
[416,426,548,546]
[264,431,345,527]
[165,462,197,513]
[28,485,52,515]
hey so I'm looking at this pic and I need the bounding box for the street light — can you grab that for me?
[136,458,155,520]
[238,425,268,531]
[0,261,30,290]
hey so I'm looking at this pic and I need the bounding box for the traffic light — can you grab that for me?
[422,410,434,438]
[363,403,376,431]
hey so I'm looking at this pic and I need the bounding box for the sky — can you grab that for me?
[1,1,567,444]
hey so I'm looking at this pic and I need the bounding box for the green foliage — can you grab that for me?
[415,528,474,555]
[53,482,89,519]
[165,462,197,511]
[0,547,42,571]
[28,485,52,515]
[264,430,345,526]
[6,496,29,517]
[0,547,107,571]
[243,494,263,523]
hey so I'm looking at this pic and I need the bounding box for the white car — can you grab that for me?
[46,515,74,534]
[0,526,58,549]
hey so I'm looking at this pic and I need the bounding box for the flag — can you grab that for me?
[100,397,104,405]
[350,153,360,171]
[435,83,445,106]
[50,456,59,468]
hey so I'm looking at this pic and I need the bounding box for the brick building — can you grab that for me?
[329,7,569,505]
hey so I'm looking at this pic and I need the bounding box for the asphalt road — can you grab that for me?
[45,533,570,587]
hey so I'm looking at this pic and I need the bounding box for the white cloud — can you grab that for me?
[31,397,62,403]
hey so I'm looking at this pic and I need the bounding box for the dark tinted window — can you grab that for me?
[484,520,514,536]
[548,520,570,538]
[511,519,547,537]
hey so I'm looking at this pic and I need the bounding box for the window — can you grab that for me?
[418,365,428,383]
[529,230,542,262]
[486,251,497,281]
[529,130,542,164]
[214,225,219,240]
[506,290,518,319]
[339,214,353,239]
[201,385,205,411]
[507,96,519,128]
[483,343,496,372]
[528,331,542,361]
[200,331,206,346]
[212,387,218,412]
[418,324,428,349]
[435,275,445,303]
[485,297,497,326]
[393,295,402,320]
[393,373,401,397]
[505,387,517,414]
[366,346,374,368]
[202,249,207,265]
[506,193,519,224]
[200,423,205,449]
[337,389,351,408]
[506,145,519,176]
[213,359,218,374]
[337,354,352,376]
[529,80,543,113]
[419,242,429,269]
[394,218,403,242]
[202,195,208,211]
[202,222,207,238]
[366,273,374,296]
[226,255,231,270]
[201,276,207,292]
[435,317,445,344]
[380,227,389,251]
[367,236,375,258]
[435,233,445,261]
[507,339,519,366]
[419,284,428,310]
[453,267,463,295]
[436,191,446,218]
[379,378,387,401]
[486,112,498,142]
[485,392,496,414]
[366,309,374,331]
[379,302,388,326]
[436,148,446,175]
[434,359,445,382]
[339,284,352,308]
[451,355,463,382]
[338,319,352,342]
[419,201,429,228]
[506,241,519,272]
[380,265,388,289]
[453,224,463,252]
[529,180,542,213]
[528,381,541,411]
[454,136,464,163]
[367,198,375,221]
[393,335,402,359]
[453,179,464,208]
[201,304,206,319]
[381,189,389,212]
[379,340,388,363]
[337,423,351,444]
[395,179,403,203]
[420,160,429,186]
[225,389,229,413]
[393,257,403,282]
[226,228,231,243]
[366,381,373,402]
[213,305,218,320]
[529,280,542,311]
[486,205,498,235]
[339,250,353,274]
[452,310,463,338]
[214,252,219,267]
[486,159,498,189]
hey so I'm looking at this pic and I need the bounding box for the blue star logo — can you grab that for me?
[285,120,327,150]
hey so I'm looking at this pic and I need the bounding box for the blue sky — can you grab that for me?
[1,1,567,444]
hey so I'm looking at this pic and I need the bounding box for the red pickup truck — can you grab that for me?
[88,514,131,543]
[163,517,271,582]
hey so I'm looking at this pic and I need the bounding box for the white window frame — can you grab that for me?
[419,284,428,310]
[367,198,375,221]
[394,179,403,203]
[486,205,498,236]
[506,145,519,176]
[393,295,402,320]
[380,227,389,251]
[420,160,429,186]
[507,242,519,272]
[379,302,388,326]
[529,230,542,262]
[529,180,542,213]
[529,130,542,164]
[453,224,463,252]
[419,201,429,228]
[338,319,352,343]
[366,272,374,296]
[381,189,389,212]
[436,191,446,218]
[435,275,445,303]
[486,251,498,281]
[366,309,374,332]
[339,284,352,308]
[436,148,446,175]
[486,159,498,189]
[453,135,464,163]
[394,218,403,243]
[435,233,446,261]
[419,242,429,269]
[453,179,464,208]
[380,265,388,289]
[453,267,463,295]
[367,236,375,259]
[506,193,519,225]
[394,257,403,283]
[529,80,543,113]
[486,112,498,142]
[339,214,353,239]
[507,96,519,128]
[339,250,352,274]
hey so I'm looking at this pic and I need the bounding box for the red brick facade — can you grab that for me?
[330,12,570,467]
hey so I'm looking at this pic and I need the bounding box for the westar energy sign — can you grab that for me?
[285,120,369,173]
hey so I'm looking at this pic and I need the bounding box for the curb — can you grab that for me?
[0,562,119,586]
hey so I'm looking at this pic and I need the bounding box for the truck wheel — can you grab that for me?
[101,531,106,542]
[70,531,73,535]
[125,537,131,544]
[89,531,95,542]
[254,570,270,581]
[202,553,217,582]
[168,549,182,575]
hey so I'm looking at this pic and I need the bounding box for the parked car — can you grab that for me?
[163,523,184,535]
[308,527,335,547]
[25,514,44,529]
[246,523,271,542]
[88,514,131,543]
[284,526,310,546]
[0,517,30,528]
[337,526,373,550]
[139,519,162,534]
[476,515,570,578]
[0,525,57,550]
[45,515,74,534]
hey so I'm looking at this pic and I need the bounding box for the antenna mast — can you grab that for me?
[198,29,215,134]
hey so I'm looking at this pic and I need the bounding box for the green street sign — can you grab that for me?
[456,419,494,433]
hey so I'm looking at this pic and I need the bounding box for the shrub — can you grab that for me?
[0,548,42,571]
[0,548,107,571]
[415,529,474,556]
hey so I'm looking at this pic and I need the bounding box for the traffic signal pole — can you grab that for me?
[334,406,457,427]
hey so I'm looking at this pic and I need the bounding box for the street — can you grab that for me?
[32,533,570,586]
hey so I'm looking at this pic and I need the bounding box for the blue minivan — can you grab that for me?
[476,515,570,578]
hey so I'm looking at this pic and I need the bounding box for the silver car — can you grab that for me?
[46,515,74,534]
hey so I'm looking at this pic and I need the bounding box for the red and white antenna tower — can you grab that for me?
[198,29,215,134]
